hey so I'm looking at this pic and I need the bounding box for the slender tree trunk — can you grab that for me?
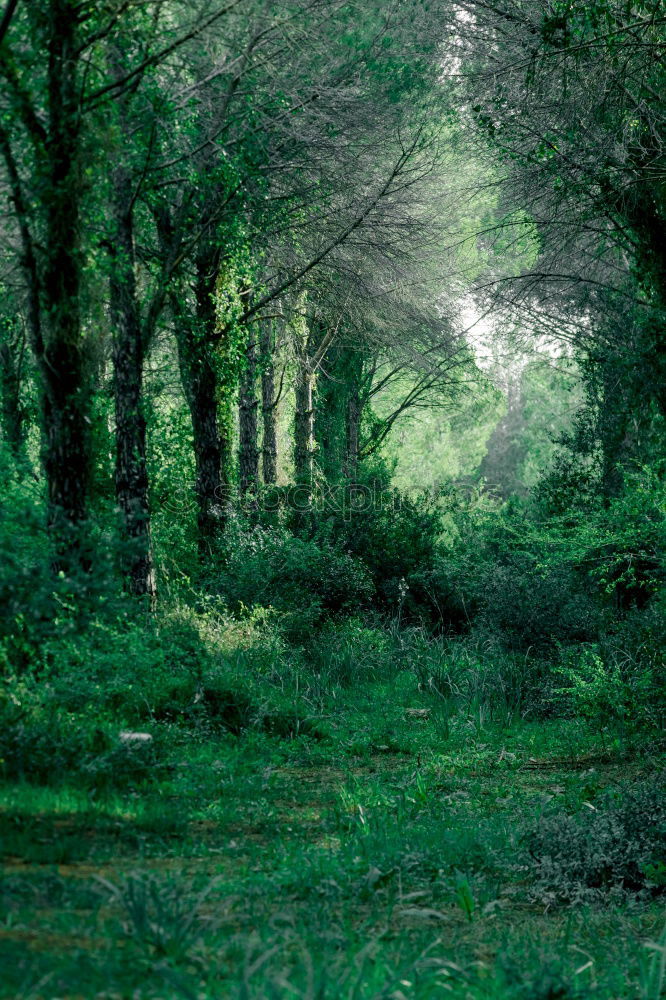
[186,348,225,552]
[238,331,259,497]
[109,163,156,602]
[260,321,278,485]
[42,0,91,568]
[626,196,666,418]
[314,342,363,482]
[294,358,315,486]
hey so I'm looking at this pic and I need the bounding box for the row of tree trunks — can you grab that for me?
[236,318,283,495]
[105,41,157,602]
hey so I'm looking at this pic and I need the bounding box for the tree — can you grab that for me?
[152,0,455,547]
[445,0,666,504]
[0,0,246,571]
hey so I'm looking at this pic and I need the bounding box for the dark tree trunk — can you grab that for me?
[238,332,259,497]
[41,0,91,568]
[260,321,278,485]
[174,249,229,555]
[624,194,666,418]
[184,343,225,552]
[109,160,156,602]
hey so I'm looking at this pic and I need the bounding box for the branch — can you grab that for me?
[0,0,18,48]
[218,136,423,337]
[0,56,47,148]
[85,0,246,108]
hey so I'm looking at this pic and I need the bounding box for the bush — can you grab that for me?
[0,681,162,789]
[601,598,666,731]
[555,628,666,734]
[408,631,555,725]
[426,467,665,656]
[312,462,444,618]
[215,521,374,640]
[427,494,606,648]
[0,600,325,789]
[527,774,666,906]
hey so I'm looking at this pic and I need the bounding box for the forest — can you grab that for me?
[0,1,665,997]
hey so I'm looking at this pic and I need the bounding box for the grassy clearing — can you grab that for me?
[2,653,665,1000]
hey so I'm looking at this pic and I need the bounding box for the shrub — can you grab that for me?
[395,627,557,727]
[527,774,666,906]
[600,598,666,732]
[215,522,373,640]
[0,681,162,790]
[426,467,665,656]
[555,635,666,734]
[427,494,606,648]
[312,461,444,618]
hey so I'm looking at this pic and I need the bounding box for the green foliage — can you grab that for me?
[424,491,604,645]
[427,464,665,649]
[316,461,443,616]
[408,629,551,725]
[527,775,666,906]
[307,618,397,690]
[216,520,374,640]
[98,874,221,964]
[555,631,666,735]
[0,683,161,790]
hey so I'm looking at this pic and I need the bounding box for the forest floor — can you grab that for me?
[1,672,665,999]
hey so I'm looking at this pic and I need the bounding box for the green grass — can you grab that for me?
[1,628,665,999]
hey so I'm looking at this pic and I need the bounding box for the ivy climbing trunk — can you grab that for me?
[0,320,25,460]
[314,342,364,483]
[174,247,231,555]
[345,383,361,480]
[315,345,347,484]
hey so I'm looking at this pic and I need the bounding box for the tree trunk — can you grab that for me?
[294,359,315,486]
[109,162,156,602]
[173,250,229,555]
[314,342,363,482]
[41,0,91,569]
[260,321,278,485]
[238,332,259,497]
